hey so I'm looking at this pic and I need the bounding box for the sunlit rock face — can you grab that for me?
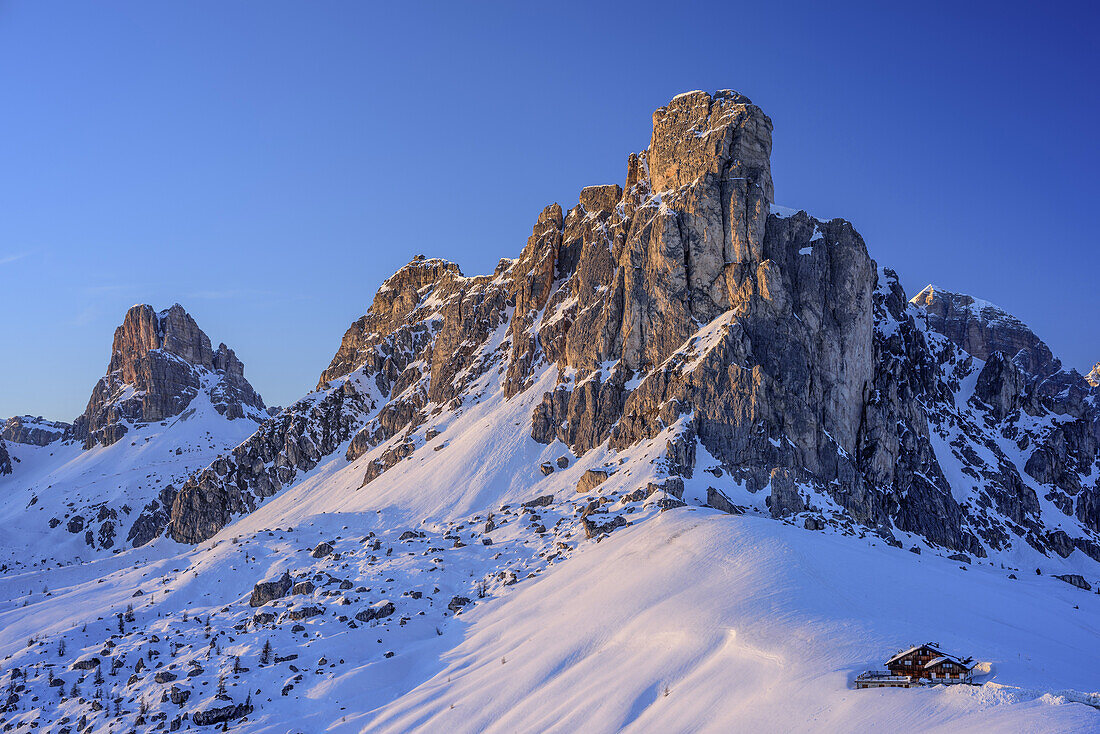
[71,303,265,448]
[165,90,1100,565]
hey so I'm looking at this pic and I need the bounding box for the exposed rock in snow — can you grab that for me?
[911,285,1061,378]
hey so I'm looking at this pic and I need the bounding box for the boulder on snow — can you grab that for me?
[283,605,323,621]
[706,487,741,515]
[1054,573,1092,591]
[448,595,471,612]
[169,685,190,706]
[192,703,253,726]
[291,580,315,595]
[522,494,554,508]
[70,656,101,671]
[540,462,555,476]
[355,600,396,623]
[311,541,334,558]
[803,516,825,531]
[576,469,611,494]
[249,571,293,607]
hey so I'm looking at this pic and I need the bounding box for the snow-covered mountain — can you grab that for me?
[1,90,1098,732]
[0,304,268,567]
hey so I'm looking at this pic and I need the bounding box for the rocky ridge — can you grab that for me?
[161,90,1100,568]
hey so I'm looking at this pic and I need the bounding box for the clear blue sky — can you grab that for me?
[1,1,1097,420]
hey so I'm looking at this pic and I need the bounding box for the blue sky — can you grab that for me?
[1,1,1097,420]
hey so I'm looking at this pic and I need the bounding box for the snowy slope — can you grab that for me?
[0,378,264,569]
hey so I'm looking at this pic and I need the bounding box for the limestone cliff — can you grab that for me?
[1,416,70,447]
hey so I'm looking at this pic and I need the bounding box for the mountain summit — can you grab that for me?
[71,303,265,448]
[164,90,1100,569]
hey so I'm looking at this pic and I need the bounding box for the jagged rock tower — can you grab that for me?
[71,303,265,448]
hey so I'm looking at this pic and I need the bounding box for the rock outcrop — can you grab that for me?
[1087,362,1100,388]
[70,304,265,448]
[0,439,10,476]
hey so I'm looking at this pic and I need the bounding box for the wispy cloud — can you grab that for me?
[0,252,29,266]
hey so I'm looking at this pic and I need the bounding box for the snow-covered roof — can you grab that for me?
[886,643,975,669]
[885,643,943,665]
[924,654,977,670]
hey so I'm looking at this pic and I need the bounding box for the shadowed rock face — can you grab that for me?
[0,439,10,475]
[70,304,265,449]
[910,285,1060,377]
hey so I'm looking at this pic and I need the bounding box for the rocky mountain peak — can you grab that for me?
[317,256,463,388]
[163,89,1100,573]
[1088,362,1100,387]
[110,303,215,378]
[1,415,71,446]
[71,303,265,448]
[648,89,773,202]
[910,285,1061,377]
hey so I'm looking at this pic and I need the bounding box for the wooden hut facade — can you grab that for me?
[884,643,976,683]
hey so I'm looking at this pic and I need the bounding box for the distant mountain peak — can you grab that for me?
[1088,362,1100,387]
[70,302,265,448]
[910,284,1061,377]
